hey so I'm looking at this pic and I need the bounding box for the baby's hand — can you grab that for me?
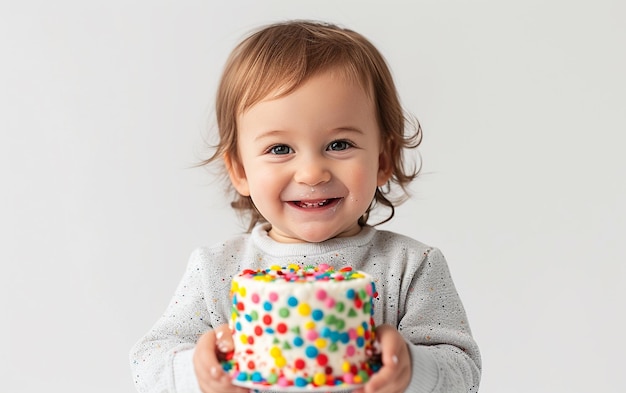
[356,324,411,393]
[193,324,248,393]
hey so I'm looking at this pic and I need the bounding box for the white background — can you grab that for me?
[1,1,625,392]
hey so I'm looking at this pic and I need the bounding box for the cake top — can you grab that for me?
[235,263,368,283]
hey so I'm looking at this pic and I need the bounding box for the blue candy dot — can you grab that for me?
[311,309,324,321]
[263,301,273,311]
[340,332,349,344]
[287,296,298,307]
[293,336,304,347]
[305,346,318,358]
[295,377,308,387]
[235,321,242,331]
[346,289,355,299]
[356,337,365,347]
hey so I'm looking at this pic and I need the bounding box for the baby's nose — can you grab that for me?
[293,157,331,186]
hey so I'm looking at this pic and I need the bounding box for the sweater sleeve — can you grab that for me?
[129,249,211,393]
[399,248,481,393]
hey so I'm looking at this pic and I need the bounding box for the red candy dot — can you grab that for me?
[295,358,306,369]
[247,360,255,370]
[236,302,245,311]
[317,353,328,366]
[254,325,263,336]
[277,323,288,334]
[263,314,272,325]
[247,336,255,345]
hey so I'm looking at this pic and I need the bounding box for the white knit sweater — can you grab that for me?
[130,224,481,392]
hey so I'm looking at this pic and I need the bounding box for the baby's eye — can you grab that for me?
[268,144,293,155]
[327,140,353,151]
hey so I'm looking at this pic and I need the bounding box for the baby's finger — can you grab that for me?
[214,324,234,355]
[376,324,402,366]
[360,356,398,393]
[194,331,246,393]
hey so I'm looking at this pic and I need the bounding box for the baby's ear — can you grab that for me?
[377,150,393,186]
[224,152,250,196]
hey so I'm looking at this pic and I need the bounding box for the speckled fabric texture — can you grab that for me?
[130,224,481,392]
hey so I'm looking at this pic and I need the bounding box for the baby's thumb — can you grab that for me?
[215,324,234,356]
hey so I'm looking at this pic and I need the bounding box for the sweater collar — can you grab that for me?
[250,223,376,258]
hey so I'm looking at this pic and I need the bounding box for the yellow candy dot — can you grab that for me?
[342,361,351,372]
[288,263,300,272]
[239,334,247,345]
[352,273,364,278]
[298,303,311,316]
[238,286,246,297]
[270,265,281,271]
[315,338,327,349]
[275,356,287,368]
[231,282,239,292]
[304,320,316,330]
[313,372,326,386]
[356,326,365,336]
[354,375,362,383]
[270,346,282,358]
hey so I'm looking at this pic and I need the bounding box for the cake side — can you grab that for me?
[225,264,380,389]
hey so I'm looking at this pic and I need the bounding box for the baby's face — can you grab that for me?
[230,70,391,243]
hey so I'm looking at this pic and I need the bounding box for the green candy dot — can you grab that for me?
[359,289,367,299]
[250,310,259,321]
[348,308,357,317]
[328,342,339,352]
[279,308,290,318]
[335,302,345,312]
[325,314,337,325]
[363,302,371,314]
[267,373,278,384]
[336,319,345,330]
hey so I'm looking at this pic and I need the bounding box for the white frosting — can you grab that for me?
[227,265,378,388]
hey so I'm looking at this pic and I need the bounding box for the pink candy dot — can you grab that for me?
[306,330,319,341]
[365,283,373,296]
[315,289,327,301]
[348,328,357,340]
[346,345,355,357]
[343,372,354,384]
[318,263,330,272]
[278,377,289,387]
[325,297,335,308]
[269,292,279,302]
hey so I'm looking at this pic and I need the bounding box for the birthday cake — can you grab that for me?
[225,264,380,390]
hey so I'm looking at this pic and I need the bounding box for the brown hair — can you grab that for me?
[201,20,422,231]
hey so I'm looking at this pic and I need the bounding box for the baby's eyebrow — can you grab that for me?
[253,129,288,142]
[332,126,364,135]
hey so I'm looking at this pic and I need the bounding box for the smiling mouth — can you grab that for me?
[290,198,340,209]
